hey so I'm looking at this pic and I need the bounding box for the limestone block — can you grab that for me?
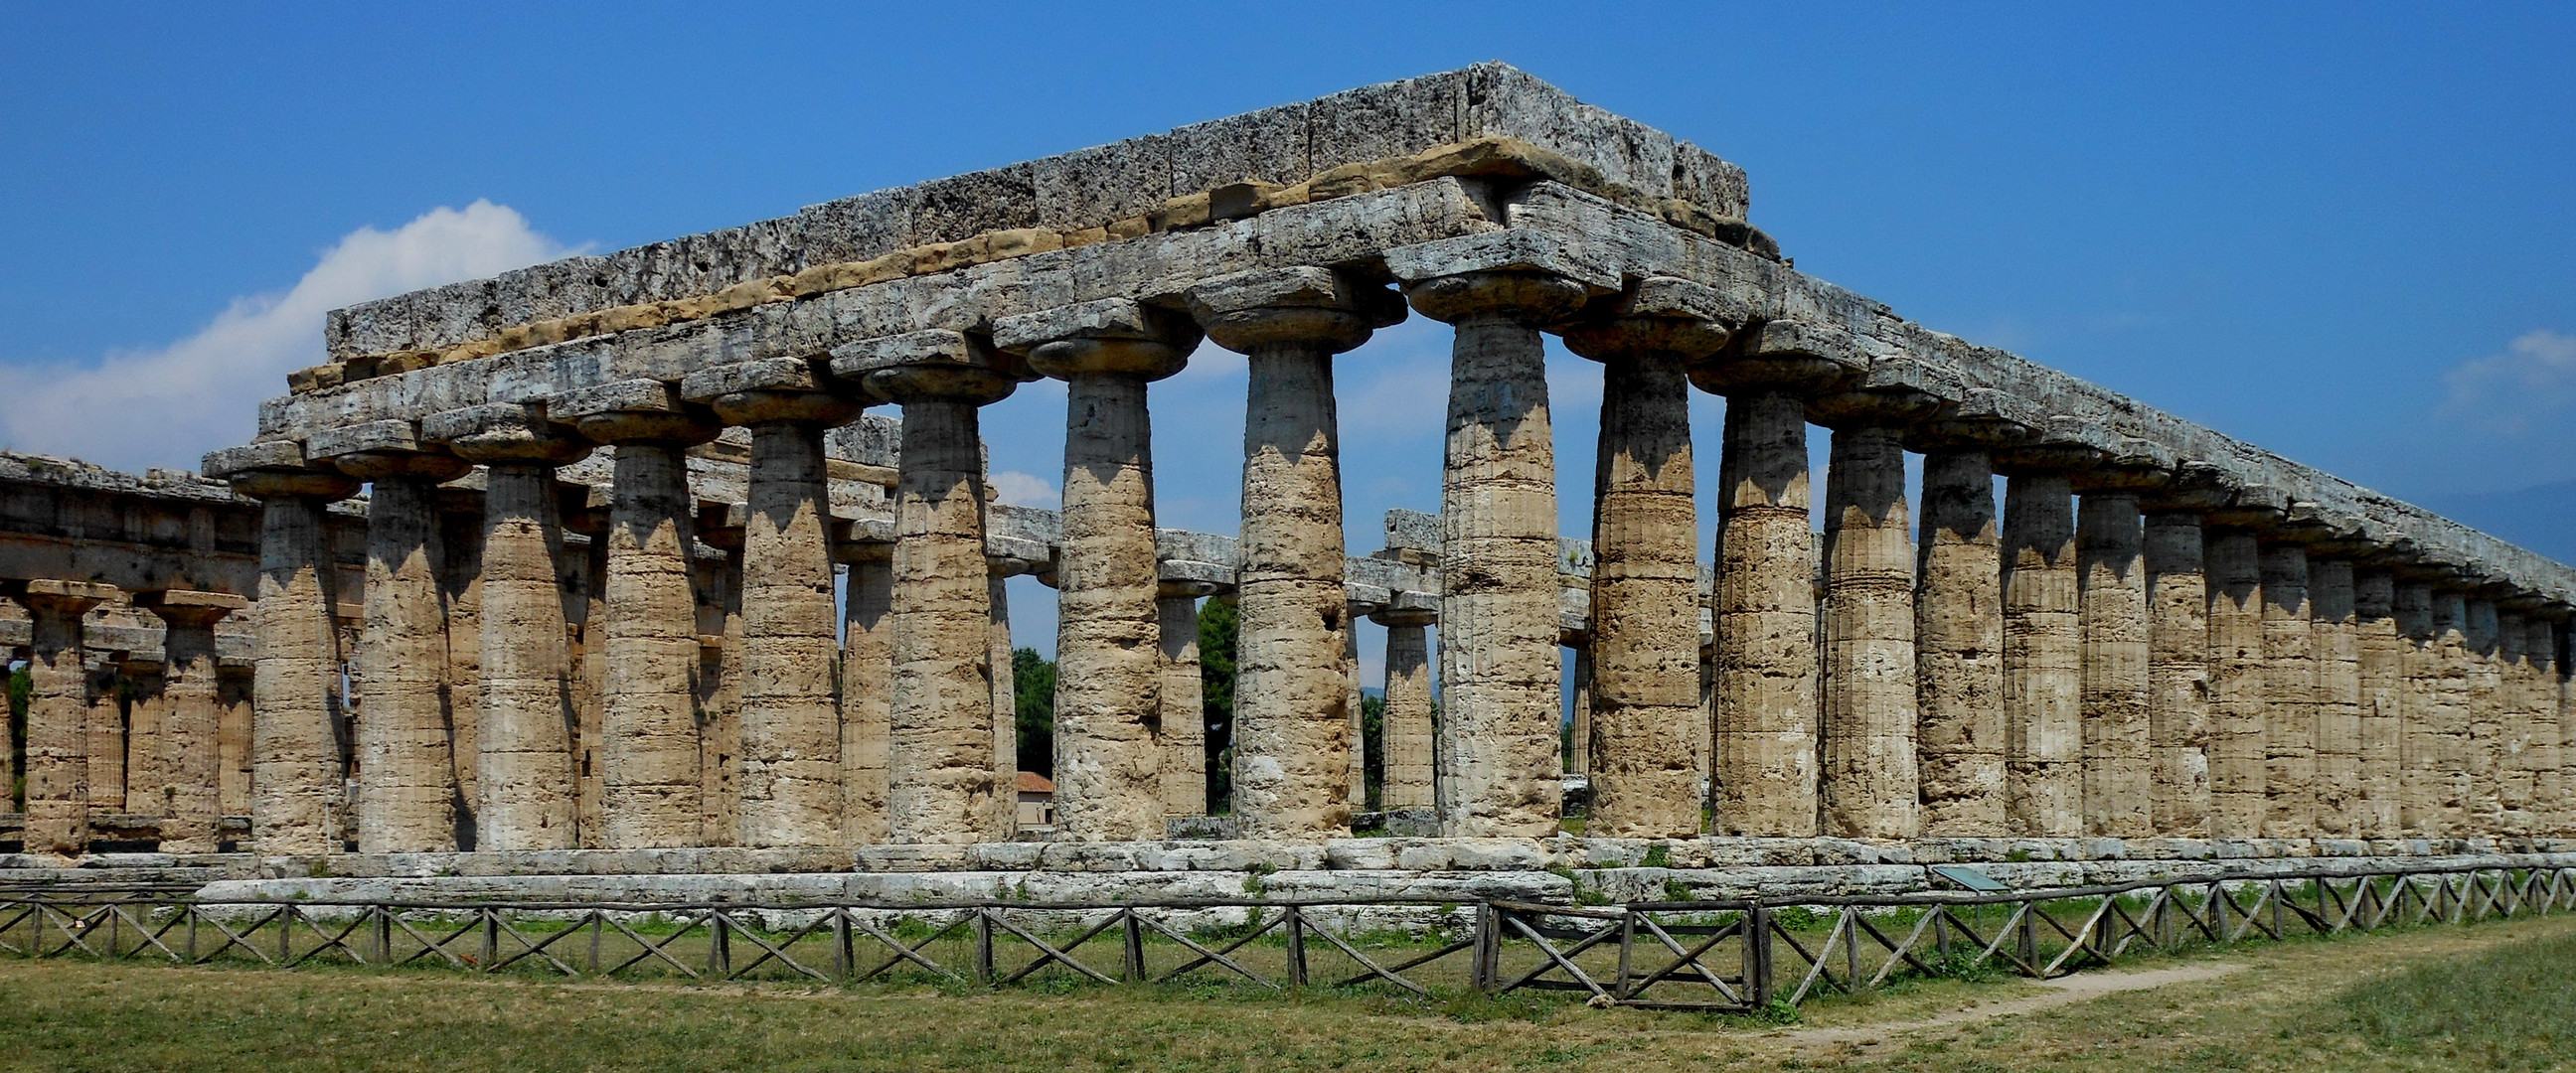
[1307,68,1466,174]
[913,163,1038,246]
[1465,63,1678,200]
[794,187,919,268]
[1382,230,1621,294]
[1033,135,1174,230]
[1168,101,1311,195]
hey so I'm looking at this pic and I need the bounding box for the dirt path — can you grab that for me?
[1772,962,2247,1052]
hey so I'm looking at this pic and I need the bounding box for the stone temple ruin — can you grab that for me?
[8,64,2576,904]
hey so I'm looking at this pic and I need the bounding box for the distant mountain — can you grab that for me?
[2409,479,2576,566]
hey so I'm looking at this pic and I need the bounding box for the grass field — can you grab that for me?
[1,911,2571,1071]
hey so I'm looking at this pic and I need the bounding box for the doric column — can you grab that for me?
[2074,459,2164,840]
[2463,594,2502,833]
[12,580,116,854]
[2394,577,2443,836]
[1373,601,1437,811]
[2310,555,2363,838]
[556,381,720,849]
[2540,613,2570,837]
[1692,320,1868,837]
[218,662,254,821]
[2256,539,2316,840]
[1905,393,2035,837]
[1184,267,1401,839]
[2204,525,2268,838]
[1156,578,1213,818]
[987,570,1019,838]
[835,331,1026,843]
[1391,243,1609,840]
[426,402,593,851]
[2143,508,2212,836]
[683,359,866,848]
[2496,604,2539,835]
[697,532,744,843]
[100,656,144,815]
[205,441,359,855]
[1994,442,2093,839]
[996,300,1202,842]
[1808,380,1943,841]
[314,420,472,853]
[1559,278,1736,838]
[2354,569,2406,839]
[1567,644,1592,778]
[436,489,485,835]
[134,590,247,852]
[837,540,894,845]
[2429,586,2474,835]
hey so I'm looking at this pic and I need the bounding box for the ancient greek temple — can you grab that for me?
[9,65,2573,885]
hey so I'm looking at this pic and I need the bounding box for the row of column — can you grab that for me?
[222,256,2576,851]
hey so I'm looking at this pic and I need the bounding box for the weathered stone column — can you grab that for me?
[207,444,360,853]
[1809,383,1941,841]
[2429,586,2475,835]
[683,360,865,848]
[988,571,1018,838]
[12,580,115,854]
[1561,277,1737,839]
[218,663,254,820]
[91,658,133,815]
[1906,394,2034,837]
[2496,606,2538,835]
[2076,481,2153,839]
[1345,614,1371,809]
[557,381,721,849]
[1374,603,1437,811]
[837,544,893,845]
[2143,509,2212,836]
[2394,578,2444,836]
[2257,540,2317,840]
[1184,267,1401,839]
[997,300,1202,842]
[2464,595,2502,833]
[134,590,247,852]
[2354,569,2406,838]
[2538,614,2570,837]
[1691,321,1866,837]
[427,403,593,851]
[1995,454,2086,838]
[1156,580,1212,818]
[2311,555,2363,838]
[837,331,1025,843]
[315,421,471,853]
[697,535,745,843]
[2205,526,2268,838]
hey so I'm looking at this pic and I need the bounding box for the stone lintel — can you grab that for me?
[1382,230,1622,293]
[305,419,429,461]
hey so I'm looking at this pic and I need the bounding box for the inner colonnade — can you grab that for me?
[180,63,2574,859]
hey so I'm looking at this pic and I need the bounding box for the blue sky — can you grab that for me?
[4,3,2572,668]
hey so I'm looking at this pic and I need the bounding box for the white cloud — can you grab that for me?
[2439,329,2576,437]
[0,201,572,473]
[989,469,1060,508]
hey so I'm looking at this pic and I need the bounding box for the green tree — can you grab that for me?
[1012,647,1054,777]
[1197,597,1238,814]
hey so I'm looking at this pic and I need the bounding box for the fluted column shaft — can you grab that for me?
[1378,615,1436,810]
[2354,571,2405,838]
[2496,612,2536,834]
[2205,530,2266,837]
[466,460,580,849]
[1820,425,1917,839]
[888,398,1001,843]
[732,418,847,845]
[2311,559,2362,838]
[240,481,354,854]
[2078,490,2151,838]
[2464,597,2502,831]
[841,554,893,844]
[2144,511,2211,836]
[600,440,708,847]
[1586,347,1706,839]
[2259,543,2316,839]
[17,585,109,854]
[989,572,1018,838]
[352,470,462,853]
[2395,581,2443,836]
[1050,373,1168,840]
[1345,622,1368,810]
[141,595,243,852]
[1157,589,1208,817]
[1918,450,2007,835]
[2429,589,2473,835]
[92,664,132,813]
[2002,473,2079,837]
[1715,390,1821,836]
[2539,619,2568,836]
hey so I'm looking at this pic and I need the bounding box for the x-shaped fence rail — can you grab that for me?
[2,862,2567,1012]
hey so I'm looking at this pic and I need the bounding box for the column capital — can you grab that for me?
[1689,317,1869,396]
[308,419,472,483]
[996,297,1201,381]
[1992,416,2117,476]
[555,379,723,446]
[204,440,362,501]
[1560,276,1745,365]
[423,401,592,467]
[132,589,249,628]
[1385,231,1615,327]
[1183,267,1403,355]
[830,329,1030,405]
[681,358,869,427]
[8,578,119,618]
[1807,356,1961,429]
[1368,591,1438,628]
[1904,387,2041,453]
